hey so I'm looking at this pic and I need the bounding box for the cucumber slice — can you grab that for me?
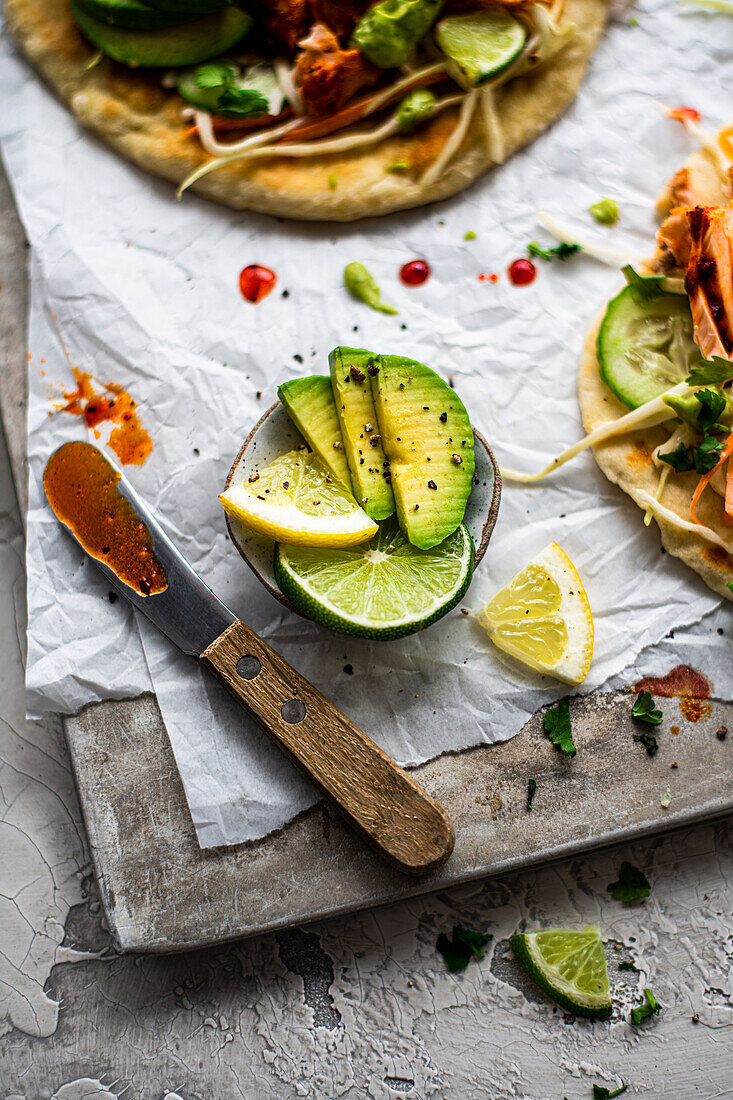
[597,286,702,410]
[74,0,184,30]
[435,9,527,87]
[71,1,251,67]
[144,0,227,12]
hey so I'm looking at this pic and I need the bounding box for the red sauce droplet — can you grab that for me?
[239,265,277,303]
[666,105,701,124]
[478,272,499,284]
[508,259,536,286]
[400,259,431,286]
[634,664,711,699]
[43,441,167,597]
[57,369,152,466]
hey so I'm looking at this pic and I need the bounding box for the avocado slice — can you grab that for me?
[328,348,395,522]
[71,0,251,66]
[74,0,185,31]
[371,355,474,549]
[278,376,353,490]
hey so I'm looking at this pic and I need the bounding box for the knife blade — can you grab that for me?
[43,441,455,875]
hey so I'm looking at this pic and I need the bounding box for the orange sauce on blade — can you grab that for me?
[58,369,152,466]
[43,441,167,597]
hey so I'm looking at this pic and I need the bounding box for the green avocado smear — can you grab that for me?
[352,0,444,69]
[343,262,398,315]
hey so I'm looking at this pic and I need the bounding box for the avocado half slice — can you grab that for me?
[371,355,475,550]
[328,348,395,523]
[278,375,353,490]
[71,0,251,66]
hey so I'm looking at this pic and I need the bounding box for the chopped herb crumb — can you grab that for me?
[526,777,537,811]
[543,698,576,756]
[528,240,581,262]
[328,174,338,190]
[632,691,663,726]
[387,159,409,173]
[593,1085,628,1100]
[630,988,662,1025]
[618,960,640,972]
[634,730,659,755]
[464,230,477,240]
[436,926,492,972]
[607,861,651,905]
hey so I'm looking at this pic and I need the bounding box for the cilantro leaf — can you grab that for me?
[543,699,576,756]
[436,926,492,972]
[633,730,659,755]
[630,988,662,1025]
[607,861,651,905]
[622,264,664,304]
[728,581,733,595]
[686,355,733,386]
[632,690,663,726]
[692,435,724,474]
[694,388,728,433]
[217,87,269,117]
[618,960,640,972]
[194,62,236,89]
[593,1085,628,1099]
[528,241,581,262]
[659,442,694,472]
[526,777,537,811]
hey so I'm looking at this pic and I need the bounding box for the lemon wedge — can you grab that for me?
[220,450,378,548]
[478,542,594,685]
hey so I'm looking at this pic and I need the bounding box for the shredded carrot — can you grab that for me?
[183,110,292,140]
[276,68,446,144]
[690,433,733,524]
[725,456,733,520]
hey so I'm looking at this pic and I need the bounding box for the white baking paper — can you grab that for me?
[0,1,730,846]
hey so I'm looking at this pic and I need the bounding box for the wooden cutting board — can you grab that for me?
[1,163,731,954]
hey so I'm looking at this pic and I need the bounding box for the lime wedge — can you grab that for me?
[275,516,474,639]
[510,926,612,1019]
[220,450,377,548]
[435,9,527,86]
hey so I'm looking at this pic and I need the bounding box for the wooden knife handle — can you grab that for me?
[201,620,454,875]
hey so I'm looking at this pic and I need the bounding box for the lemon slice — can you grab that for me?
[220,450,378,547]
[478,542,593,684]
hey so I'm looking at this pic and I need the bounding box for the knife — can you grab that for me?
[43,441,455,875]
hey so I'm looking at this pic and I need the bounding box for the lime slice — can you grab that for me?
[510,926,612,1019]
[478,542,594,685]
[275,516,474,639]
[435,9,527,87]
[220,450,377,548]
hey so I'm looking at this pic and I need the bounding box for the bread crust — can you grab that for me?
[5,0,607,220]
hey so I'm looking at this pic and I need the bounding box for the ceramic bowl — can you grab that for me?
[225,401,502,618]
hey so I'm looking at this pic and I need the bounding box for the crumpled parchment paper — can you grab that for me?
[0,1,729,846]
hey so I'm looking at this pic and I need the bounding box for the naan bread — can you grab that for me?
[6,0,607,220]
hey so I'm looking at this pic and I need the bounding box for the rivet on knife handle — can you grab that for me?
[201,620,455,875]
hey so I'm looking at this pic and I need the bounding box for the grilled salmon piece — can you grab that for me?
[685,204,733,361]
[653,151,732,273]
[295,23,379,116]
[656,206,693,271]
